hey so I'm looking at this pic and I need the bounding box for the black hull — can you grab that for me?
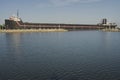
[5,19,116,30]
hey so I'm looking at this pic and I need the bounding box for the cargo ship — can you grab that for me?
[5,15,117,30]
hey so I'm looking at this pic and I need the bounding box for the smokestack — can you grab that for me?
[102,18,107,24]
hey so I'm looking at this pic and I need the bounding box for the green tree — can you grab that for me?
[0,24,5,29]
[0,24,2,29]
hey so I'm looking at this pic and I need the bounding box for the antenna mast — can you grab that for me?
[17,9,19,18]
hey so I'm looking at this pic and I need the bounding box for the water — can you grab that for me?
[0,31,120,80]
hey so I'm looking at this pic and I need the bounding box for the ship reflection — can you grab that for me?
[5,33,23,58]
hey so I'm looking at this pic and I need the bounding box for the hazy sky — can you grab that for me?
[0,0,120,26]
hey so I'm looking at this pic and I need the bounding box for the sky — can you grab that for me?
[0,0,120,26]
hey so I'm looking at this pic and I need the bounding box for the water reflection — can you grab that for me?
[5,33,21,46]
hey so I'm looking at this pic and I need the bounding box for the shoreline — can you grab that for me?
[0,29,68,33]
[102,29,120,32]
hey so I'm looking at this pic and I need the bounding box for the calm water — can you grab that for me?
[0,31,120,80]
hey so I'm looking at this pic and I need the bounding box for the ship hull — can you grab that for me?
[5,19,105,30]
